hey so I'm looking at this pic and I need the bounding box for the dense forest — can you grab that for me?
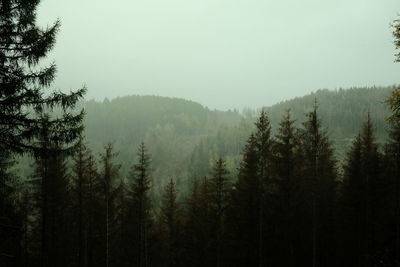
[2,1,400,267]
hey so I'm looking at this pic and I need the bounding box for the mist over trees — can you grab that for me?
[2,1,400,267]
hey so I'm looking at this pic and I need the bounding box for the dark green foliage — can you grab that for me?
[32,132,72,267]
[393,18,400,62]
[270,110,303,267]
[209,158,230,267]
[299,101,337,267]
[157,179,183,267]
[0,0,85,154]
[181,177,213,267]
[99,143,120,267]
[71,136,105,267]
[341,114,388,267]
[127,142,153,267]
[227,133,261,267]
[0,150,23,266]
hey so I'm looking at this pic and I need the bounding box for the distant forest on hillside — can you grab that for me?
[81,86,393,183]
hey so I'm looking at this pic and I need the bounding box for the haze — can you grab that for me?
[37,0,400,110]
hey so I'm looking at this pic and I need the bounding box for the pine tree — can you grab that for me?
[254,109,273,267]
[209,158,230,267]
[341,134,363,267]
[228,133,260,267]
[341,114,384,267]
[159,178,181,267]
[182,176,212,267]
[72,136,88,267]
[99,143,120,267]
[0,0,86,154]
[129,142,152,267]
[272,110,302,267]
[85,153,104,267]
[71,136,102,267]
[32,124,72,267]
[300,101,337,267]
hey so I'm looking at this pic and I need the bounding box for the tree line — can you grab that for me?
[1,100,400,267]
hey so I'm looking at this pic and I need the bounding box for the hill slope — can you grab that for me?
[81,87,394,193]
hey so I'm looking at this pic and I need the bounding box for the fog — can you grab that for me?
[37,0,400,110]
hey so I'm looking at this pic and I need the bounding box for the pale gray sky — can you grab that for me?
[37,0,400,110]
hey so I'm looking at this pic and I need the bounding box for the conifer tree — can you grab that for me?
[341,134,363,267]
[159,178,181,267]
[254,109,273,267]
[272,110,302,267]
[341,114,384,267]
[209,158,230,267]
[0,0,85,154]
[111,176,130,267]
[300,101,337,267]
[71,136,101,267]
[32,123,72,267]
[72,136,87,267]
[228,133,260,267]
[182,176,212,267]
[85,153,104,267]
[129,142,152,267]
[99,143,120,267]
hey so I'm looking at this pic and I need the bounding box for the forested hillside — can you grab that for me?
[81,87,393,189]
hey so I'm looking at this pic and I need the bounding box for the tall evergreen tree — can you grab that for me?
[128,142,152,267]
[342,114,384,267]
[182,176,212,267]
[254,109,274,267]
[32,123,72,267]
[299,101,337,267]
[0,0,85,154]
[159,178,182,267]
[99,143,120,267]
[209,158,230,267]
[228,133,260,267]
[272,110,303,267]
[84,153,104,267]
[72,136,88,267]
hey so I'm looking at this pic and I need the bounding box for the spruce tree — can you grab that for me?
[0,0,86,154]
[341,134,363,267]
[99,143,120,267]
[182,176,212,267]
[272,110,302,267]
[228,133,260,267]
[128,142,152,267]
[159,178,181,267]
[209,158,230,267]
[85,153,104,267]
[32,124,72,267]
[254,109,273,267]
[300,101,337,267]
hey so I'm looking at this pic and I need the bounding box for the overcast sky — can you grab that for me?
[37,0,400,110]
